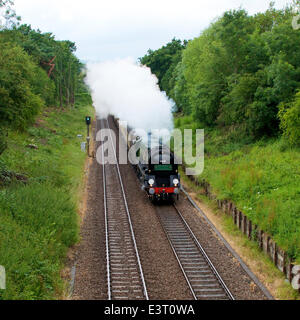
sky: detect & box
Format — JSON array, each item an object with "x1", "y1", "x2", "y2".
[{"x1": 13, "y1": 0, "x2": 292, "y2": 62}]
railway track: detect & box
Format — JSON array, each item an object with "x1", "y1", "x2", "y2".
[
  {"x1": 109, "y1": 115, "x2": 235, "y2": 300},
  {"x1": 99, "y1": 118, "x2": 149, "y2": 300},
  {"x1": 100, "y1": 116, "x2": 238, "y2": 300},
  {"x1": 156, "y1": 204, "x2": 235, "y2": 300}
]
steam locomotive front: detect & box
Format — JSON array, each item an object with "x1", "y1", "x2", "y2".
[{"x1": 145, "y1": 147, "x2": 180, "y2": 201}]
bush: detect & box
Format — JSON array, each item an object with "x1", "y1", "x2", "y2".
[{"x1": 279, "y1": 91, "x2": 300, "y2": 146}]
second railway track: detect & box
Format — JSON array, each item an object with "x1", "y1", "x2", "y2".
[
  {"x1": 99, "y1": 118, "x2": 148, "y2": 300},
  {"x1": 156, "y1": 204, "x2": 235, "y2": 300}
]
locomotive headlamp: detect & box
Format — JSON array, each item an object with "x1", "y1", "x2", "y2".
[
  {"x1": 148, "y1": 179, "x2": 155, "y2": 186},
  {"x1": 173, "y1": 178, "x2": 179, "y2": 186},
  {"x1": 149, "y1": 188, "x2": 155, "y2": 195}
]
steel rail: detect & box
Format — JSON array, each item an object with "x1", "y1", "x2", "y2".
[
  {"x1": 173, "y1": 204, "x2": 235, "y2": 300},
  {"x1": 104, "y1": 117, "x2": 149, "y2": 300},
  {"x1": 99, "y1": 119, "x2": 111, "y2": 300},
  {"x1": 155, "y1": 211, "x2": 198, "y2": 300},
  {"x1": 156, "y1": 204, "x2": 234, "y2": 300}
]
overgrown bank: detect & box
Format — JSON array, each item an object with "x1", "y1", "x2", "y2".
[
  {"x1": 0, "y1": 104, "x2": 93, "y2": 299},
  {"x1": 0, "y1": 1, "x2": 94, "y2": 299},
  {"x1": 175, "y1": 116, "x2": 300, "y2": 263}
]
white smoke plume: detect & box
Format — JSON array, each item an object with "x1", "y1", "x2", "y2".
[{"x1": 85, "y1": 57, "x2": 174, "y2": 133}]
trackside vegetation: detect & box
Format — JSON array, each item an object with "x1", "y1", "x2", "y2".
[
  {"x1": 0, "y1": 104, "x2": 93, "y2": 299},
  {"x1": 175, "y1": 116, "x2": 300, "y2": 262},
  {"x1": 0, "y1": 1, "x2": 93, "y2": 299},
  {"x1": 140, "y1": 3, "x2": 300, "y2": 262}
]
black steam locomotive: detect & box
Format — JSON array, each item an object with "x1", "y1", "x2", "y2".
[
  {"x1": 133, "y1": 134, "x2": 180, "y2": 201},
  {"x1": 117, "y1": 119, "x2": 181, "y2": 201}
]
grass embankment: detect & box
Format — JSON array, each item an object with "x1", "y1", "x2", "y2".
[
  {"x1": 0, "y1": 104, "x2": 93, "y2": 300},
  {"x1": 175, "y1": 116, "x2": 300, "y2": 263}
]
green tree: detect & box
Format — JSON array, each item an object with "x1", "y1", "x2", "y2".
[
  {"x1": 139, "y1": 4, "x2": 300, "y2": 140},
  {"x1": 0, "y1": 39, "x2": 46, "y2": 129},
  {"x1": 139, "y1": 38, "x2": 187, "y2": 96},
  {"x1": 0, "y1": 0, "x2": 20, "y2": 29},
  {"x1": 1, "y1": 24, "x2": 88, "y2": 109}
]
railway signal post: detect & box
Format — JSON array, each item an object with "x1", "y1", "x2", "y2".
[{"x1": 85, "y1": 116, "x2": 91, "y2": 157}]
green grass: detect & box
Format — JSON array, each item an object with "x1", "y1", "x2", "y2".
[
  {"x1": 0, "y1": 104, "x2": 93, "y2": 300},
  {"x1": 175, "y1": 116, "x2": 300, "y2": 262}
]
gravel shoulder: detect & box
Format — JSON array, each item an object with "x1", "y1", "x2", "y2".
[{"x1": 71, "y1": 120, "x2": 107, "y2": 300}]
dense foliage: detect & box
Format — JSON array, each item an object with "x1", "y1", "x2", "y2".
[
  {"x1": 0, "y1": 1, "x2": 90, "y2": 134},
  {"x1": 279, "y1": 91, "x2": 300, "y2": 146},
  {"x1": 140, "y1": 3, "x2": 300, "y2": 144}
]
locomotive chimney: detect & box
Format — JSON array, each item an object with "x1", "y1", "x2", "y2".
[
  {"x1": 148, "y1": 132, "x2": 152, "y2": 150},
  {"x1": 159, "y1": 136, "x2": 163, "y2": 164}
]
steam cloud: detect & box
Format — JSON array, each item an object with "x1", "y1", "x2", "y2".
[{"x1": 85, "y1": 58, "x2": 174, "y2": 132}]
